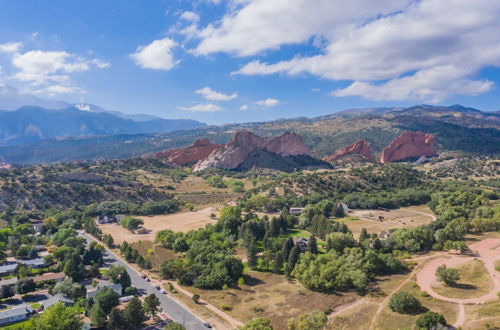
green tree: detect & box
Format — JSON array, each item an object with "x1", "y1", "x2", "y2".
[
  {"x1": 32, "y1": 302, "x2": 83, "y2": 330},
  {"x1": 192, "y1": 293, "x2": 200, "y2": 304},
  {"x1": 143, "y1": 294, "x2": 161, "y2": 320},
  {"x1": 389, "y1": 292, "x2": 422, "y2": 314},
  {"x1": 0, "y1": 284, "x2": 14, "y2": 299},
  {"x1": 306, "y1": 236, "x2": 318, "y2": 254},
  {"x1": 242, "y1": 317, "x2": 274, "y2": 330},
  {"x1": 16, "y1": 278, "x2": 36, "y2": 295},
  {"x1": 107, "y1": 307, "x2": 125, "y2": 330},
  {"x1": 436, "y1": 264, "x2": 460, "y2": 286},
  {"x1": 94, "y1": 287, "x2": 120, "y2": 316},
  {"x1": 247, "y1": 240, "x2": 258, "y2": 270},
  {"x1": 416, "y1": 311, "x2": 446, "y2": 329},
  {"x1": 123, "y1": 296, "x2": 146, "y2": 329}
]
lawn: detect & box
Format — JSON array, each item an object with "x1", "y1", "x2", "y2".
[
  {"x1": 432, "y1": 260, "x2": 494, "y2": 299},
  {"x1": 184, "y1": 270, "x2": 358, "y2": 329}
]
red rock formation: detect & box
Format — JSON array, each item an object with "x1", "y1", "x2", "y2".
[
  {"x1": 323, "y1": 139, "x2": 375, "y2": 162},
  {"x1": 155, "y1": 138, "x2": 220, "y2": 166},
  {"x1": 380, "y1": 131, "x2": 437, "y2": 163},
  {"x1": 193, "y1": 130, "x2": 313, "y2": 171},
  {"x1": 265, "y1": 132, "x2": 313, "y2": 157}
]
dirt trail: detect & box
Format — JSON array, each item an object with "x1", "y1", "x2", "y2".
[
  {"x1": 416, "y1": 239, "x2": 500, "y2": 305},
  {"x1": 416, "y1": 239, "x2": 500, "y2": 328}
]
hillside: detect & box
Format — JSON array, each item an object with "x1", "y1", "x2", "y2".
[
  {"x1": 0, "y1": 106, "x2": 206, "y2": 147},
  {"x1": 0, "y1": 104, "x2": 499, "y2": 164}
]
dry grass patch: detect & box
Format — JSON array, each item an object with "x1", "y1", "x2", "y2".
[
  {"x1": 345, "y1": 205, "x2": 435, "y2": 237},
  {"x1": 327, "y1": 301, "x2": 377, "y2": 330},
  {"x1": 184, "y1": 271, "x2": 358, "y2": 330},
  {"x1": 374, "y1": 279, "x2": 457, "y2": 330},
  {"x1": 432, "y1": 260, "x2": 494, "y2": 299},
  {"x1": 100, "y1": 208, "x2": 217, "y2": 244},
  {"x1": 130, "y1": 240, "x2": 177, "y2": 271},
  {"x1": 464, "y1": 300, "x2": 500, "y2": 330}
]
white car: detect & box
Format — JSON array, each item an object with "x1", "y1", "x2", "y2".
[{"x1": 160, "y1": 289, "x2": 167, "y2": 294}]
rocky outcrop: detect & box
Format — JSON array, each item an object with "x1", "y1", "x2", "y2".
[
  {"x1": 155, "y1": 138, "x2": 220, "y2": 166},
  {"x1": 380, "y1": 131, "x2": 437, "y2": 163},
  {"x1": 265, "y1": 132, "x2": 313, "y2": 157},
  {"x1": 323, "y1": 139, "x2": 375, "y2": 162},
  {"x1": 193, "y1": 130, "x2": 320, "y2": 172}
]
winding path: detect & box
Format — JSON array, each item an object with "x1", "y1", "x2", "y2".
[{"x1": 416, "y1": 239, "x2": 500, "y2": 327}]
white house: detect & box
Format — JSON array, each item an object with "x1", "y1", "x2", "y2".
[
  {"x1": 0, "y1": 305, "x2": 34, "y2": 326},
  {"x1": 86, "y1": 282, "x2": 122, "y2": 298}
]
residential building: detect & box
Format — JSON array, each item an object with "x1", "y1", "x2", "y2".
[
  {"x1": 0, "y1": 305, "x2": 34, "y2": 326},
  {"x1": 289, "y1": 207, "x2": 304, "y2": 215},
  {"x1": 43, "y1": 294, "x2": 75, "y2": 309},
  {"x1": 86, "y1": 282, "x2": 122, "y2": 298},
  {"x1": 292, "y1": 237, "x2": 310, "y2": 252}
]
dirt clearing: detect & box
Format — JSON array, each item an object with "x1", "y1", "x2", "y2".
[{"x1": 99, "y1": 207, "x2": 217, "y2": 244}]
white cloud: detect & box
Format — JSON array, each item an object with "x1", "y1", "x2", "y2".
[
  {"x1": 36, "y1": 85, "x2": 87, "y2": 95},
  {"x1": 239, "y1": 104, "x2": 248, "y2": 111},
  {"x1": 256, "y1": 98, "x2": 279, "y2": 107},
  {"x1": 130, "y1": 38, "x2": 178, "y2": 70},
  {"x1": 180, "y1": 11, "x2": 200, "y2": 23},
  {"x1": 198, "y1": 0, "x2": 500, "y2": 102},
  {"x1": 180, "y1": 103, "x2": 223, "y2": 112},
  {"x1": 0, "y1": 42, "x2": 22, "y2": 53},
  {"x1": 193, "y1": 0, "x2": 406, "y2": 56},
  {"x1": 333, "y1": 66, "x2": 493, "y2": 102},
  {"x1": 195, "y1": 86, "x2": 237, "y2": 101},
  {"x1": 11, "y1": 50, "x2": 109, "y2": 85}
]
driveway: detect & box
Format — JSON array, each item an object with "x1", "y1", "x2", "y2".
[{"x1": 79, "y1": 231, "x2": 209, "y2": 330}]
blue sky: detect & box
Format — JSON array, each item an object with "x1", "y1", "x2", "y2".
[{"x1": 0, "y1": 0, "x2": 499, "y2": 125}]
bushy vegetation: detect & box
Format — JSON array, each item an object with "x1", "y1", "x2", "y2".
[{"x1": 389, "y1": 292, "x2": 422, "y2": 314}]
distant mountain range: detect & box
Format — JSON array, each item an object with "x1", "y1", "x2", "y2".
[
  {"x1": 0, "y1": 106, "x2": 206, "y2": 147},
  {"x1": 0, "y1": 104, "x2": 498, "y2": 164}
]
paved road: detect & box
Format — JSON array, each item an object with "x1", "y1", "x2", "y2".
[{"x1": 79, "y1": 231, "x2": 208, "y2": 330}]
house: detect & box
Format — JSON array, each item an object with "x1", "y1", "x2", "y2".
[
  {"x1": 86, "y1": 282, "x2": 122, "y2": 298},
  {"x1": 96, "y1": 215, "x2": 114, "y2": 225},
  {"x1": 292, "y1": 237, "x2": 310, "y2": 252},
  {"x1": 133, "y1": 227, "x2": 148, "y2": 235},
  {"x1": 289, "y1": 207, "x2": 305, "y2": 215},
  {"x1": 0, "y1": 277, "x2": 17, "y2": 287},
  {"x1": 378, "y1": 231, "x2": 391, "y2": 240},
  {"x1": 0, "y1": 305, "x2": 34, "y2": 326},
  {"x1": 43, "y1": 294, "x2": 75, "y2": 309},
  {"x1": 32, "y1": 223, "x2": 44, "y2": 234},
  {"x1": 19, "y1": 257, "x2": 46, "y2": 269},
  {"x1": 0, "y1": 263, "x2": 18, "y2": 276}
]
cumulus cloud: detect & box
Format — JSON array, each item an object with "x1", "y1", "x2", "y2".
[
  {"x1": 196, "y1": 0, "x2": 500, "y2": 102},
  {"x1": 193, "y1": 0, "x2": 405, "y2": 56},
  {"x1": 36, "y1": 84, "x2": 87, "y2": 96},
  {"x1": 180, "y1": 11, "x2": 200, "y2": 23},
  {"x1": 256, "y1": 98, "x2": 279, "y2": 107},
  {"x1": 131, "y1": 38, "x2": 178, "y2": 70},
  {"x1": 0, "y1": 42, "x2": 22, "y2": 53},
  {"x1": 239, "y1": 104, "x2": 248, "y2": 111},
  {"x1": 195, "y1": 86, "x2": 237, "y2": 101},
  {"x1": 6, "y1": 48, "x2": 109, "y2": 89},
  {"x1": 180, "y1": 103, "x2": 223, "y2": 112}
]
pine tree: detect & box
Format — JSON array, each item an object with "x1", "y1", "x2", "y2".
[
  {"x1": 307, "y1": 236, "x2": 318, "y2": 254},
  {"x1": 247, "y1": 239, "x2": 258, "y2": 270},
  {"x1": 272, "y1": 252, "x2": 283, "y2": 273},
  {"x1": 107, "y1": 307, "x2": 124, "y2": 330},
  {"x1": 143, "y1": 294, "x2": 161, "y2": 320},
  {"x1": 123, "y1": 297, "x2": 146, "y2": 329},
  {"x1": 282, "y1": 237, "x2": 294, "y2": 261},
  {"x1": 359, "y1": 228, "x2": 368, "y2": 243},
  {"x1": 287, "y1": 246, "x2": 300, "y2": 273}
]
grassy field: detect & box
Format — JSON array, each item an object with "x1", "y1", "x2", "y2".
[
  {"x1": 432, "y1": 260, "x2": 494, "y2": 299},
  {"x1": 374, "y1": 278, "x2": 457, "y2": 330},
  {"x1": 343, "y1": 205, "x2": 435, "y2": 237},
  {"x1": 99, "y1": 207, "x2": 218, "y2": 244},
  {"x1": 183, "y1": 270, "x2": 358, "y2": 329},
  {"x1": 130, "y1": 240, "x2": 177, "y2": 270},
  {"x1": 464, "y1": 299, "x2": 500, "y2": 330}
]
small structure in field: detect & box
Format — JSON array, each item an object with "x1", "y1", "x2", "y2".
[
  {"x1": 292, "y1": 237, "x2": 310, "y2": 252},
  {"x1": 378, "y1": 231, "x2": 391, "y2": 240},
  {"x1": 289, "y1": 207, "x2": 305, "y2": 215}
]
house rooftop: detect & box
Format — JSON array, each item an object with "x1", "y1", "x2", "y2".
[
  {"x1": 33, "y1": 272, "x2": 65, "y2": 282},
  {"x1": 43, "y1": 294, "x2": 74, "y2": 309},
  {"x1": 0, "y1": 305, "x2": 33, "y2": 319}
]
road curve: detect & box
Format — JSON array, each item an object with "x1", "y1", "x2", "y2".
[{"x1": 79, "y1": 231, "x2": 209, "y2": 330}]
